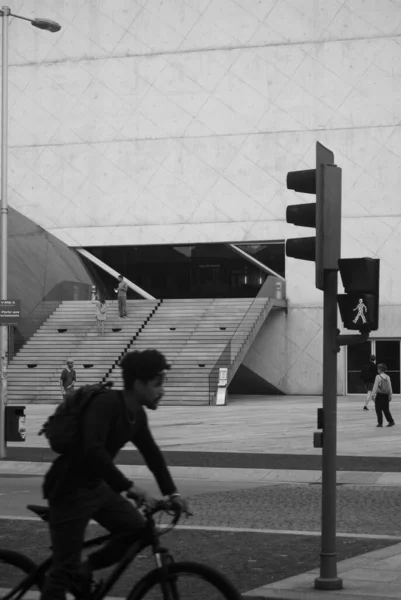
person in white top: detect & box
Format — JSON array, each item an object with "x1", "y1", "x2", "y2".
[
  {"x1": 91, "y1": 293, "x2": 107, "y2": 337},
  {"x1": 371, "y1": 363, "x2": 395, "y2": 428}
]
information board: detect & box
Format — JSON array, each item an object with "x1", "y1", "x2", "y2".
[{"x1": 0, "y1": 300, "x2": 21, "y2": 325}]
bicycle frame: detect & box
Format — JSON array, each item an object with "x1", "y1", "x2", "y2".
[
  {"x1": 4, "y1": 515, "x2": 171, "y2": 600},
  {"x1": 93, "y1": 512, "x2": 176, "y2": 600}
]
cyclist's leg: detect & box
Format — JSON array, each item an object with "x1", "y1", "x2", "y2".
[
  {"x1": 87, "y1": 484, "x2": 146, "y2": 571},
  {"x1": 40, "y1": 503, "x2": 89, "y2": 600}
]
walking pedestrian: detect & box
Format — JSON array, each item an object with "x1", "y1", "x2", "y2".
[
  {"x1": 92, "y1": 294, "x2": 107, "y2": 337},
  {"x1": 60, "y1": 359, "x2": 76, "y2": 400},
  {"x1": 372, "y1": 363, "x2": 395, "y2": 428},
  {"x1": 114, "y1": 275, "x2": 128, "y2": 318},
  {"x1": 361, "y1": 354, "x2": 378, "y2": 410}
]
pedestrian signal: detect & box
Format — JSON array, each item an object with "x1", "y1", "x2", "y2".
[
  {"x1": 337, "y1": 258, "x2": 380, "y2": 332},
  {"x1": 337, "y1": 294, "x2": 377, "y2": 332}
]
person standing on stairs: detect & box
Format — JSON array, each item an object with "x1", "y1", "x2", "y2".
[
  {"x1": 60, "y1": 359, "x2": 76, "y2": 400},
  {"x1": 115, "y1": 274, "x2": 128, "y2": 318},
  {"x1": 92, "y1": 293, "x2": 107, "y2": 337}
]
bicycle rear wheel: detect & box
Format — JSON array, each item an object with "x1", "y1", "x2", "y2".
[
  {"x1": 0, "y1": 550, "x2": 43, "y2": 599},
  {"x1": 127, "y1": 560, "x2": 242, "y2": 600}
]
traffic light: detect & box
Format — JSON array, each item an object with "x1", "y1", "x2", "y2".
[
  {"x1": 286, "y1": 142, "x2": 342, "y2": 291},
  {"x1": 337, "y1": 258, "x2": 380, "y2": 332}
]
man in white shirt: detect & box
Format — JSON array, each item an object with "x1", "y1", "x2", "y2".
[
  {"x1": 371, "y1": 363, "x2": 395, "y2": 428},
  {"x1": 59, "y1": 359, "x2": 76, "y2": 399}
]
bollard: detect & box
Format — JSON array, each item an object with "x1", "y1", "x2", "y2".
[{"x1": 275, "y1": 280, "x2": 283, "y2": 300}]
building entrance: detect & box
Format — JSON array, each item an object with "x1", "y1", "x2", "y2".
[
  {"x1": 82, "y1": 242, "x2": 285, "y2": 300},
  {"x1": 347, "y1": 340, "x2": 400, "y2": 394}
]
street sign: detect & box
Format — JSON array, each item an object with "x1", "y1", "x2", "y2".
[
  {"x1": 216, "y1": 367, "x2": 228, "y2": 406},
  {"x1": 0, "y1": 300, "x2": 21, "y2": 326}
]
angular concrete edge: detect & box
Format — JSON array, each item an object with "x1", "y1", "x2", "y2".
[{"x1": 0, "y1": 462, "x2": 400, "y2": 486}]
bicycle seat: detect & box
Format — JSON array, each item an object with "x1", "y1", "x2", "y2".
[{"x1": 27, "y1": 504, "x2": 50, "y2": 522}]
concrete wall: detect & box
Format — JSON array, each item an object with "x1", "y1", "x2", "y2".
[
  {"x1": 3, "y1": 207, "x2": 93, "y2": 350},
  {"x1": 243, "y1": 304, "x2": 401, "y2": 396},
  {"x1": 5, "y1": 0, "x2": 401, "y2": 392}
]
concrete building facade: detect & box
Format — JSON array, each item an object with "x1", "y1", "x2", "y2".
[{"x1": 4, "y1": 0, "x2": 401, "y2": 395}]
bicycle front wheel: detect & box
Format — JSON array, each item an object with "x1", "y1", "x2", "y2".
[
  {"x1": 128, "y1": 560, "x2": 242, "y2": 600},
  {"x1": 0, "y1": 549, "x2": 43, "y2": 599}
]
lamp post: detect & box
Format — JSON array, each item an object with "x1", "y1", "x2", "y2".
[{"x1": 0, "y1": 7, "x2": 61, "y2": 459}]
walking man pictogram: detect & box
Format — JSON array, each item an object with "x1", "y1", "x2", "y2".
[{"x1": 353, "y1": 298, "x2": 367, "y2": 324}]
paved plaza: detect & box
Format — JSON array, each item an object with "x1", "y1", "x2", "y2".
[
  {"x1": 3, "y1": 394, "x2": 401, "y2": 599},
  {"x1": 6, "y1": 394, "x2": 401, "y2": 455}
]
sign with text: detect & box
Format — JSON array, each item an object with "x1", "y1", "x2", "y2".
[
  {"x1": 218, "y1": 367, "x2": 228, "y2": 387},
  {"x1": 0, "y1": 300, "x2": 21, "y2": 325}
]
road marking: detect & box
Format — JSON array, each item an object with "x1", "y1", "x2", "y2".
[
  {"x1": 0, "y1": 515, "x2": 400, "y2": 541},
  {"x1": 0, "y1": 590, "x2": 122, "y2": 600}
]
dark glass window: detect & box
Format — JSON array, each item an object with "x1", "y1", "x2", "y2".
[
  {"x1": 347, "y1": 340, "x2": 400, "y2": 394},
  {"x1": 376, "y1": 341, "x2": 400, "y2": 394},
  {"x1": 347, "y1": 342, "x2": 372, "y2": 394},
  {"x1": 83, "y1": 242, "x2": 285, "y2": 299}
]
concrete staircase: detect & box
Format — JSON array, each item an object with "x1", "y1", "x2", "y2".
[
  {"x1": 104, "y1": 299, "x2": 216, "y2": 393},
  {"x1": 106, "y1": 298, "x2": 278, "y2": 405},
  {"x1": 8, "y1": 299, "x2": 159, "y2": 404},
  {"x1": 8, "y1": 297, "x2": 285, "y2": 406}
]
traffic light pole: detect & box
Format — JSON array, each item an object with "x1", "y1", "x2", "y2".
[
  {"x1": 315, "y1": 268, "x2": 343, "y2": 590},
  {"x1": 286, "y1": 144, "x2": 343, "y2": 590}
]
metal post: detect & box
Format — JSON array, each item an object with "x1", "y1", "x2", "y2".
[
  {"x1": 315, "y1": 269, "x2": 342, "y2": 590},
  {"x1": 0, "y1": 6, "x2": 9, "y2": 459}
]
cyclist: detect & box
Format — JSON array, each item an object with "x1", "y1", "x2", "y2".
[{"x1": 40, "y1": 349, "x2": 189, "y2": 600}]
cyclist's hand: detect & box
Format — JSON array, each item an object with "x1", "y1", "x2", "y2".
[
  {"x1": 170, "y1": 494, "x2": 191, "y2": 516},
  {"x1": 127, "y1": 485, "x2": 154, "y2": 507}
]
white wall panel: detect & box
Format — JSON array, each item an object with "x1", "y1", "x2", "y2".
[{"x1": 1, "y1": 0, "x2": 400, "y2": 313}]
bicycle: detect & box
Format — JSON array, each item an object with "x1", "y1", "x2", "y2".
[{"x1": 0, "y1": 497, "x2": 242, "y2": 600}]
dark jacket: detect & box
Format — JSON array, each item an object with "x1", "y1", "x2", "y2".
[
  {"x1": 43, "y1": 391, "x2": 176, "y2": 502},
  {"x1": 361, "y1": 361, "x2": 377, "y2": 384}
]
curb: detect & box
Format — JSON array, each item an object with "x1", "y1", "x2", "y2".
[
  {"x1": 243, "y1": 542, "x2": 401, "y2": 600},
  {"x1": 2, "y1": 462, "x2": 401, "y2": 486}
]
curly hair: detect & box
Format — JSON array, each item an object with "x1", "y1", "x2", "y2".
[{"x1": 120, "y1": 349, "x2": 171, "y2": 390}]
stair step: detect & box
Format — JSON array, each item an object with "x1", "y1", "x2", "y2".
[{"x1": 9, "y1": 298, "x2": 275, "y2": 405}]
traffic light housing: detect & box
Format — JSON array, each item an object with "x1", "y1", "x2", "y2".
[
  {"x1": 286, "y1": 142, "x2": 342, "y2": 291},
  {"x1": 337, "y1": 258, "x2": 380, "y2": 332}
]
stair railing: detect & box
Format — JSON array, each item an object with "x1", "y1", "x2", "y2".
[{"x1": 208, "y1": 296, "x2": 266, "y2": 404}]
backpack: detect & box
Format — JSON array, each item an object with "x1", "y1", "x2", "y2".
[
  {"x1": 38, "y1": 381, "x2": 113, "y2": 454},
  {"x1": 378, "y1": 375, "x2": 391, "y2": 396}
]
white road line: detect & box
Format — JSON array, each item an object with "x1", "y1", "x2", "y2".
[
  {"x1": 0, "y1": 590, "x2": 122, "y2": 600},
  {"x1": 0, "y1": 515, "x2": 400, "y2": 541}
]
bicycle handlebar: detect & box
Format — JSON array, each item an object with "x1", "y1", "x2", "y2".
[{"x1": 128, "y1": 494, "x2": 192, "y2": 527}]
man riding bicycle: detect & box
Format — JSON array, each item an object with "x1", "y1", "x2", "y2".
[{"x1": 40, "y1": 349, "x2": 189, "y2": 600}]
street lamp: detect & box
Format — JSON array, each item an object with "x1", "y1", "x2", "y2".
[{"x1": 0, "y1": 7, "x2": 61, "y2": 458}]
